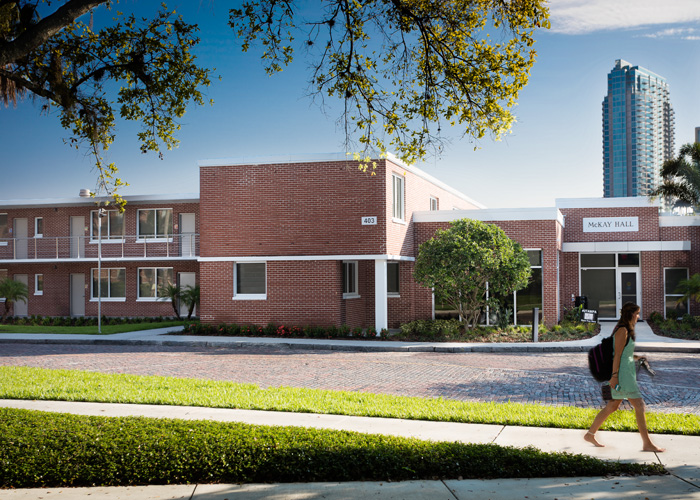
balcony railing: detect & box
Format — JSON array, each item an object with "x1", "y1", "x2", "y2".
[{"x1": 0, "y1": 233, "x2": 199, "y2": 261}]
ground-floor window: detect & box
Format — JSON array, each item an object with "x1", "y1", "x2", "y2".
[
  {"x1": 664, "y1": 268, "x2": 689, "y2": 319},
  {"x1": 234, "y1": 262, "x2": 266, "y2": 299},
  {"x1": 387, "y1": 261, "x2": 399, "y2": 296},
  {"x1": 92, "y1": 268, "x2": 126, "y2": 299},
  {"x1": 342, "y1": 261, "x2": 359, "y2": 298},
  {"x1": 138, "y1": 267, "x2": 173, "y2": 299},
  {"x1": 35, "y1": 274, "x2": 43, "y2": 295}
]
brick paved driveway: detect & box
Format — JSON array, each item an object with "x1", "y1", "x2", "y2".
[{"x1": 1, "y1": 343, "x2": 698, "y2": 415}]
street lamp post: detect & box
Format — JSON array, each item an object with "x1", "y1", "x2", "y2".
[{"x1": 97, "y1": 208, "x2": 107, "y2": 334}]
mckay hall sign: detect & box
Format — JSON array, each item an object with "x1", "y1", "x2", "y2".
[{"x1": 582, "y1": 217, "x2": 639, "y2": 233}]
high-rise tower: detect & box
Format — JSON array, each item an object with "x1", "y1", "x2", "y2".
[{"x1": 602, "y1": 59, "x2": 674, "y2": 198}]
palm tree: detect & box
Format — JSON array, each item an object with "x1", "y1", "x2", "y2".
[
  {"x1": 674, "y1": 274, "x2": 700, "y2": 307},
  {"x1": 180, "y1": 285, "x2": 199, "y2": 320},
  {"x1": 650, "y1": 142, "x2": 700, "y2": 209},
  {"x1": 158, "y1": 283, "x2": 182, "y2": 319},
  {"x1": 0, "y1": 277, "x2": 29, "y2": 322}
]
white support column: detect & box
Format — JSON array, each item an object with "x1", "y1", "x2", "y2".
[{"x1": 374, "y1": 259, "x2": 388, "y2": 334}]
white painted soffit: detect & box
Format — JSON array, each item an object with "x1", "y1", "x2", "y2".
[
  {"x1": 562, "y1": 241, "x2": 691, "y2": 252},
  {"x1": 413, "y1": 207, "x2": 564, "y2": 225},
  {"x1": 0, "y1": 193, "x2": 199, "y2": 209},
  {"x1": 199, "y1": 254, "x2": 416, "y2": 262}
]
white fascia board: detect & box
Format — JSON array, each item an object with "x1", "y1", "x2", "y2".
[
  {"x1": 413, "y1": 207, "x2": 564, "y2": 225},
  {"x1": 659, "y1": 216, "x2": 700, "y2": 227},
  {"x1": 0, "y1": 193, "x2": 199, "y2": 209},
  {"x1": 562, "y1": 241, "x2": 690, "y2": 252},
  {"x1": 199, "y1": 254, "x2": 416, "y2": 262},
  {"x1": 556, "y1": 197, "x2": 659, "y2": 209}
]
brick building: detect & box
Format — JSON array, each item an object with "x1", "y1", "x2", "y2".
[{"x1": 1, "y1": 154, "x2": 697, "y2": 328}]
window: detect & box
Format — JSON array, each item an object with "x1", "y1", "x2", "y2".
[
  {"x1": 138, "y1": 209, "x2": 173, "y2": 239},
  {"x1": 138, "y1": 267, "x2": 173, "y2": 299},
  {"x1": 342, "y1": 261, "x2": 359, "y2": 298},
  {"x1": 35, "y1": 274, "x2": 43, "y2": 295},
  {"x1": 0, "y1": 214, "x2": 8, "y2": 245},
  {"x1": 387, "y1": 262, "x2": 399, "y2": 296},
  {"x1": 92, "y1": 210, "x2": 124, "y2": 240},
  {"x1": 35, "y1": 218, "x2": 43, "y2": 238},
  {"x1": 664, "y1": 268, "x2": 689, "y2": 319},
  {"x1": 234, "y1": 262, "x2": 266, "y2": 299},
  {"x1": 92, "y1": 268, "x2": 126, "y2": 300},
  {"x1": 392, "y1": 174, "x2": 404, "y2": 221},
  {"x1": 430, "y1": 197, "x2": 438, "y2": 211}
]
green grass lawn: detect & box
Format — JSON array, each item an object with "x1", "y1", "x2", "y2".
[
  {"x1": 1, "y1": 366, "x2": 697, "y2": 436},
  {"x1": 0, "y1": 321, "x2": 185, "y2": 335}
]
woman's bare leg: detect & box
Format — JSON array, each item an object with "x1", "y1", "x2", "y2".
[
  {"x1": 585, "y1": 400, "x2": 621, "y2": 447},
  {"x1": 629, "y1": 398, "x2": 665, "y2": 452}
]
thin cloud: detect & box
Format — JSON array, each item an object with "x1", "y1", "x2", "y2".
[
  {"x1": 548, "y1": 0, "x2": 700, "y2": 35},
  {"x1": 642, "y1": 27, "x2": 700, "y2": 39}
]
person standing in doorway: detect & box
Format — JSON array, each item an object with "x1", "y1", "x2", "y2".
[{"x1": 584, "y1": 302, "x2": 665, "y2": 452}]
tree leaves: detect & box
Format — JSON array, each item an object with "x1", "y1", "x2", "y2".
[{"x1": 230, "y1": 0, "x2": 550, "y2": 164}]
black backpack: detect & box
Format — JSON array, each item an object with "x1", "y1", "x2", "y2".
[{"x1": 587, "y1": 326, "x2": 629, "y2": 382}]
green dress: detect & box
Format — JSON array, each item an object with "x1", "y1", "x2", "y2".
[{"x1": 611, "y1": 332, "x2": 642, "y2": 400}]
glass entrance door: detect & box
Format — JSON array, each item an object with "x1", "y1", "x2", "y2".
[{"x1": 618, "y1": 269, "x2": 639, "y2": 313}]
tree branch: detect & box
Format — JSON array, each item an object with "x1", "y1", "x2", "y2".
[{"x1": 0, "y1": 0, "x2": 107, "y2": 66}]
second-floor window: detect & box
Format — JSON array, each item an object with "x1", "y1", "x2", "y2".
[
  {"x1": 91, "y1": 210, "x2": 124, "y2": 240},
  {"x1": 0, "y1": 214, "x2": 8, "y2": 240},
  {"x1": 35, "y1": 218, "x2": 43, "y2": 238},
  {"x1": 392, "y1": 174, "x2": 405, "y2": 221},
  {"x1": 138, "y1": 209, "x2": 173, "y2": 239}
]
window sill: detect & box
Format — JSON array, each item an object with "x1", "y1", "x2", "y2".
[
  {"x1": 343, "y1": 293, "x2": 361, "y2": 299},
  {"x1": 34, "y1": 292, "x2": 43, "y2": 296},
  {"x1": 392, "y1": 218, "x2": 407, "y2": 225},
  {"x1": 0, "y1": 242, "x2": 7, "y2": 246},
  {"x1": 388, "y1": 293, "x2": 400, "y2": 299},
  {"x1": 233, "y1": 294, "x2": 267, "y2": 301},
  {"x1": 136, "y1": 238, "x2": 174, "y2": 243},
  {"x1": 90, "y1": 239, "x2": 125, "y2": 244},
  {"x1": 90, "y1": 298, "x2": 126, "y2": 302}
]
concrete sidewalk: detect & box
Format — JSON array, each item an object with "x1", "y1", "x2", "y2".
[
  {"x1": 1, "y1": 398, "x2": 699, "y2": 499},
  {"x1": 1, "y1": 320, "x2": 700, "y2": 353}
]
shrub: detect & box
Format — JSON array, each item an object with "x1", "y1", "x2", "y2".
[{"x1": 0, "y1": 408, "x2": 664, "y2": 489}]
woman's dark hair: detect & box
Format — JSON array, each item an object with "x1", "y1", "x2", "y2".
[{"x1": 617, "y1": 301, "x2": 640, "y2": 339}]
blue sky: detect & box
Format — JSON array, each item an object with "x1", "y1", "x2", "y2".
[{"x1": 2, "y1": 0, "x2": 700, "y2": 208}]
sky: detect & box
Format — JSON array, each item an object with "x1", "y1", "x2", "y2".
[{"x1": 1, "y1": 0, "x2": 700, "y2": 208}]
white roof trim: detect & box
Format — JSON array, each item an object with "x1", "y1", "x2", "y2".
[
  {"x1": 659, "y1": 216, "x2": 700, "y2": 227},
  {"x1": 562, "y1": 241, "x2": 691, "y2": 252},
  {"x1": 414, "y1": 207, "x2": 564, "y2": 225},
  {"x1": 0, "y1": 193, "x2": 199, "y2": 209},
  {"x1": 556, "y1": 197, "x2": 659, "y2": 209},
  {"x1": 199, "y1": 254, "x2": 415, "y2": 262}
]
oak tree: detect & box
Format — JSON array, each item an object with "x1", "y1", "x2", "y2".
[
  {"x1": 230, "y1": 0, "x2": 550, "y2": 167},
  {"x1": 0, "y1": 0, "x2": 212, "y2": 208}
]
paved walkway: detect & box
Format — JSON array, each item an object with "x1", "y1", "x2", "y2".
[{"x1": 1, "y1": 322, "x2": 700, "y2": 498}]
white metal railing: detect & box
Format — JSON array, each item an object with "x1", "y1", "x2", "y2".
[{"x1": 0, "y1": 233, "x2": 199, "y2": 261}]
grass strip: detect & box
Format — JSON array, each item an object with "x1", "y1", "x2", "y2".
[
  {"x1": 0, "y1": 322, "x2": 184, "y2": 335},
  {"x1": 0, "y1": 407, "x2": 664, "y2": 488},
  {"x1": 1, "y1": 366, "x2": 698, "y2": 436}
]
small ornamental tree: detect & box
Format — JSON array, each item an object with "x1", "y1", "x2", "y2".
[{"x1": 414, "y1": 219, "x2": 531, "y2": 329}]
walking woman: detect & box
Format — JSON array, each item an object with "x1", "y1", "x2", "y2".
[{"x1": 584, "y1": 302, "x2": 665, "y2": 452}]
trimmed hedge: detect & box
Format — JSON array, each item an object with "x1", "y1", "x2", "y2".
[{"x1": 0, "y1": 408, "x2": 664, "y2": 488}]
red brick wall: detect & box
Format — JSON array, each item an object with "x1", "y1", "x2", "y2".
[{"x1": 3, "y1": 261, "x2": 197, "y2": 318}]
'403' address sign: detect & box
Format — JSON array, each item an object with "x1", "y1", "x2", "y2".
[{"x1": 362, "y1": 217, "x2": 377, "y2": 225}]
